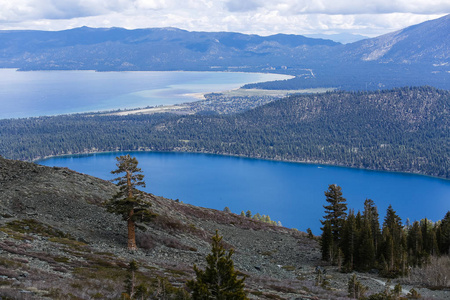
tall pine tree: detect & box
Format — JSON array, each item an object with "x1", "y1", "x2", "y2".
[
  {"x1": 322, "y1": 184, "x2": 348, "y2": 242},
  {"x1": 105, "y1": 155, "x2": 155, "y2": 250}
]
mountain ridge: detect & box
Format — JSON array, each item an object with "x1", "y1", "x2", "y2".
[{"x1": 0, "y1": 15, "x2": 448, "y2": 90}]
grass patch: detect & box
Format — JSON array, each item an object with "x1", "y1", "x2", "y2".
[
  {"x1": 73, "y1": 265, "x2": 125, "y2": 281},
  {"x1": 250, "y1": 290, "x2": 264, "y2": 296},
  {"x1": 281, "y1": 265, "x2": 296, "y2": 271},
  {"x1": 48, "y1": 237, "x2": 87, "y2": 249},
  {"x1": 264, "y1": 293, "x2": 284, "y2": 299},
  {"x1": 166, "y1": 269, "x2": 187, "y2": 277},
  {"x1": 0, "y1": 257, "x2": 23, "y2": 269},
  {"x1": 3, "y1": 219, "x2": 70, "y2": 239},
  {"x1": 54, "y1": 256, "x2": 70, "y2": 263},
  {"x1": 0, "y1": 227, "x2": 29, "y2": 241},
  {"x1": 261, "y1": 250, "x2": 278, "y2": 256}
]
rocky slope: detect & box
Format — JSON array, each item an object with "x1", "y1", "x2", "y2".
[{"x1": 0, "y1": 156, "x2": 447, "y2": 299}]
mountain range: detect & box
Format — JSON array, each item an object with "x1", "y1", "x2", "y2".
[{"x1": 0, "y1": 15, "x2": 448, "y2": 90}]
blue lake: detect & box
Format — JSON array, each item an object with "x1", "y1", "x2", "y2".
[
  {"x1": 38, "y1": 152, "x2": 450, "y2": 234},
  {"x1": 0, "y1": 69, "x2": 290, "y2": 119}
]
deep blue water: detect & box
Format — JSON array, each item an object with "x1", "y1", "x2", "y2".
[
  {"x1": 38, "y1": 152, "x2": 450, "y2": 234},
  {"x1": 0, "y1": 69, "x2": 290, "y2": 119}
]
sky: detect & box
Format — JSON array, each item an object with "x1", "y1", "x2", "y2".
[{"x1": 0, "y1": 0, "x2": 448, "y2": 39}]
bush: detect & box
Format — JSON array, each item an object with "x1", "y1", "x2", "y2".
[{"x1": 407, "y1": 256, "x2": 450, "y2": 289}]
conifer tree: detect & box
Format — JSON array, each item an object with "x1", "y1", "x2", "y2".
[
  {"x1": 438, "y1": 211, "x2": 450, "y2": 254},
  {"x1": 322, "y1": 184, "x2": 348, "y2": 244},
  {"x1": 347, "y1": 274, "x2": 367, "y2": 299},
  {"x1": 105, "y1": 155, "x2": 155, "y2": 250},
  {"x1": 342, "y1": 210, "x2": 357, "y2": 271},
  {"x1": 123, "y1": 260, "x2": 138, "y2": 299},
  {"x1": 362, "y1": 199, "x2": 381, "y2": 254},
  {"x1": 358, "y1": 220, "x2": 375, "y2": 271},
  {"x1": 321, "y1": 220, "x2": 334, "y2": 261},
  {"x1": 187, "y1": 231, "x2": 248, "y2": 299},
  {"x1": 407, "y1": 221, "x2": 423, "y2": 266},
  {"x1": 381, "y1": 205, "x2": 406, "y2": 275}
]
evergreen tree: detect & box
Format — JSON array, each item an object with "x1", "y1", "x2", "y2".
[
  {"x1": 306, "y1": 228, "x2": 314, "y2": 239},
  {"x1": 321, "y1": 220, "x2": 334, "y2": 261},
  {"x1": 383, "y1": 205, "x2": 403, "y2": 242},
  {"x1": 105, "y1": 155, "x2": 155, "y2": 250},
  {"x1": 342, "y1": 210, "x2": 357, "y2": 271},
  {"x1": 321, "y1": 184, "x2": 348, "y2": 244},
  {"x1": 381, "y1": 205, "x2": 406, "y2": 275},
  {"x1": 245, "y1": 210, "x2": 252, "y2": 218},
  {"x1": 347, "y1": 274, "x2": 368, "y2": 299},
  {"x1": 407, "y1": 221, "x2": 423, "y2": 266},
  {"x1": 362, "y1": 199, "x2": 381, "y2": 254},
  {"x1": 438, "y1": 211, "x2": 450, "y2": 254},
  {"x1": 357, "y1": 220, "x2": 376, "y2": 271},
  {"x1": 187, "y1": 231, "x2": 248, "y2": 299},
  {"x1": 123, "y1": 260, "x2": 138, "y2": 299}
]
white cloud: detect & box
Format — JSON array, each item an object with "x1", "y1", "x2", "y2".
[{"x1": 0, "y1": 0, "x2": 448, "y2": 37}]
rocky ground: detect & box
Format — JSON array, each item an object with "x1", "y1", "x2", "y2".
[{"x1": 0, "y1": 156, "x2": 448, "y2": 299}]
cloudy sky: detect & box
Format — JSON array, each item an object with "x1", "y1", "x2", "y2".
[{"x1": 0, "y1": 0, "x2": 448, "y2": 39}]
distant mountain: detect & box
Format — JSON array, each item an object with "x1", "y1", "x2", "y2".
[
  {"x1": 0, "y1": 15, "x2": 448, "y2": 90},
  {"x1": 304, "y1": 33, "x2": 369, "y2": 44},
  {"x1": 0, "y1": 26, "x2": 337, "y2": 72},
  {"x1": 341, "y1": 14, "x2": 450, "y2": 64}
]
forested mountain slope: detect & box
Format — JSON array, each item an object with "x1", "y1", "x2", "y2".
[{"x1": 1, "y1": 87, "x2": 448, "y2": 178}]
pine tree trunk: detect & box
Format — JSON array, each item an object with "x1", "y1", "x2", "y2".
[{"x1": 128, "y1": 210, "x2": 137, "y2": 250}]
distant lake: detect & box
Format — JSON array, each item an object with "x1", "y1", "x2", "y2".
[
  {"x1": 38, "y1": 152, "x2": 450, "y2": 234},
  {"x1": 0, "y1": 69, "x2": 291, "y2": 119}
]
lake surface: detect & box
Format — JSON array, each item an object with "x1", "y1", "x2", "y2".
[
  {"x1": 38, "y1": 152, "x2": 450, "y2": 234},
  {"x1": 0, "y1": 69, "x2": 290, "y2": 119}
]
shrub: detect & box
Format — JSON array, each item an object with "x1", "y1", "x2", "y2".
[{"x1": 407, "y1": 255, "x2": 450, "y2": 289}]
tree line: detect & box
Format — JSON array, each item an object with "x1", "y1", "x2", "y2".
[
  {"x1": 0, "y1": 86, "x2": 448, "y2": 178},
  {"x1": 320, "y1": 184, "x2": 450, "y2": 277}
]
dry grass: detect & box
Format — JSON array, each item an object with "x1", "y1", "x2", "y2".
[
  {"x1": 404, "y1": 255, "x2": 450, "y2": 289},
  {"x1": 137, "y1": 232, "x2": 197, "y2": 252}
]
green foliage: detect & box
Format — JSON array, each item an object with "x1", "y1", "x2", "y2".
[
  {"x1": 320, "y1": 184, "x2": 347, "y2": 264},
  {"x1": 104, "y1": 155, "x2": 155, "y2": 250},
  {"x1": 240, "y1": 209, "x2": 280, "y2": 226},
  {"x1": 322, "y1": 184, "x2": 347, "y2": 242},
  {"x1": 123, "y1": 260, "x2": 139, "y2": 299},
  {"x1": 320, "y1": 185, "x2": 449, "y2": 278},
  {"x1": 187, "y1": 231, "x2": 248, "y2": 299},
  {"x1": 347, "y1": 274, "x2": 368, "y2": 299},
  {"x1": 1, "y1": 87, "x2": 448, "y2": 179},
  {"x1": 3, "y1": 219, "x2": 70, "y2": 239},
  {"x1": 320, "y1": 220, "x2": 333, "y2": 261},
  {"x1": 365, "y1": 280, "x2": 407, "y2": 300},
  {"x1": 120, "y1": 260, "x2": 190, "y2": 300},
  {"x1": 437, "y1": 211, "x2": 450, "y2": 255},
  {"x1": 306, "y1": 228, "x2": 314, "y2": 239}
]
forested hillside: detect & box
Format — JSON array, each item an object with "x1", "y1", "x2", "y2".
[{"x1": 1, "y1": 87, "x2": 448, "y2": 178}]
